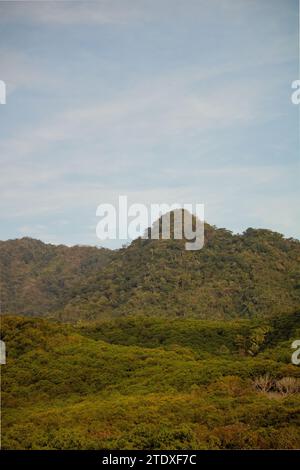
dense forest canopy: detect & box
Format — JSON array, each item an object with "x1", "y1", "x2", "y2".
[
  {"x1": 1, "y1": 216, "x2": 300, "y2": 321},
  {"x1": 1, "y1": 313, "x2": 300, "y2": 449},
  {"x1": 1, "y1": 216, "x2": 300, "y2": 449}
]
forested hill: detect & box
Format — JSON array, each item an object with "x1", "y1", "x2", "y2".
[
  {"x1": 0, "y1": 237, "x2": 112, "y2": 317},
  {"x1": 1, "y1": 221, "x2": 300, "y2": 321}
]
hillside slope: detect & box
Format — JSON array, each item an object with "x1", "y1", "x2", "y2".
[
  {"x1": 1, "y1": 221, "x2": 300, "y2": 321},
  {"x1": 62, "y1": 225, "x2": 300, "y2": 321},
  {"x1": 0, "y1": 237, "x2": 112, "y2": 316}
]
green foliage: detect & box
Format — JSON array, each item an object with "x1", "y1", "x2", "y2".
[
  {"x1": 1, "y1": 223, "x2": 300, "y2": 321},
  {"x1": 1, "y1": 315, "x2": 300, "y2": 449},
  {"x1": 0, "y1": 237, "x2": 112, "y2": 317},
  {"x1": 1, "y1": 219, "x2": 300, "y2": 449}
]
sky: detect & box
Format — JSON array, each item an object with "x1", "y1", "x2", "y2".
[{"x1": 0, "y1": 0, "x2": 299, "y2": 248}]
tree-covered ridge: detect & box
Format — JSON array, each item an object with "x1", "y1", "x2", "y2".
[
  {"x1": 1, "y1": 314, "x2": 300, "y2": 449},
  {"x1": 1, "y1": 219, "x2": 300, "y2": 321},
  {"x1": 0, "y1": 237, "x2": 112, "y2": 316},
  {"x1": 57, "y1": 224, "x2": 300, "y2": 321},
  {"x1": 2, "y1": 218, "x2": 299, "y2": 450}
]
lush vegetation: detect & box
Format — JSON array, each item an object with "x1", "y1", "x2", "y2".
[
  {"x1": 1, "y1": 313, "x2": 300, "y2": 449},
  {"x1": 0, "y1": 237, "x2": 112, "y2": 317},
  {"x1": 1, "y1": 219, "x2": 300, "y2": 449},
  {"x1": 1, "y1": 222, "x2": 300, "y2": 321}
]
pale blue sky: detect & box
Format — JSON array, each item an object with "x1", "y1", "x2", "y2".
[{"x1": 0, "y1": 0, "x2": 299, "y2": 247}]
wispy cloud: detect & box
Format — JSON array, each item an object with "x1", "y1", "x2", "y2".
[
  {"x1": 0, "y1": 48, "x2": 60, "y2": 96},
  {"x1": 0, "y1": 0, "x2": 298, "y2": 245},
  {"x1": 0, "y1": 64, "x2": 279, "y2": 163},
  {"x1": 0, "y1": 1, "x2": 144, "y2": 25}
]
